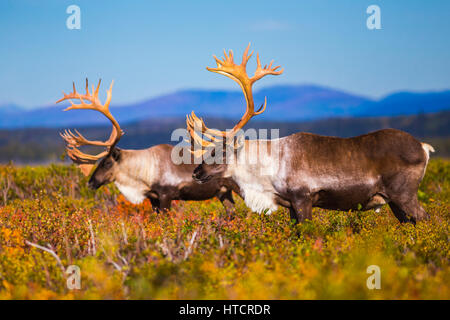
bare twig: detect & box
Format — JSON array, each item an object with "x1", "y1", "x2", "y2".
[
  {"x1": 184, "y1": 230, "x2": 198, "y2": 260},
  {"x1": 108, "y1": 259, "x2": 122, "y2": 271},
  {"x1": 117, "y1": 252, "x2": 128, "y2": 266},
  {"x1": 121, "y1": 223, "x2": 128, "y2": 245},
  {"x1": 218, "y1": 234, "x2": 224, "y2": 249},
  {"x1": 25, "y1": 240, "x2": 66, "y2": 275},
  {"x1": 157, "y1": 238, "x2": 173, "y2": 261},
  {"x1": 100, "y1": 245, "x2": 122, "y2": 271},
  {"x1": 74, "y1": 234, "x2": 81, "y2": 252},
  {"x1": 88, "y1": 219, "x2": 96, "y2": 255},
  {"x1": 1, "y1": 174, "x2": 11, "y2": 205}
]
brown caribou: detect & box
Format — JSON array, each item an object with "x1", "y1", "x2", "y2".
[
  {"x1": 187, "y1": 44, "x2": 434, "y2": 224},
  {"x1": 57, "y1": 79, "x2": 240, "y2": 214}
]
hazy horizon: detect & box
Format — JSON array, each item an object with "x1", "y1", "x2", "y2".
[{"x1": 1, "y1": 82, "x2": 450, "y2": 111}]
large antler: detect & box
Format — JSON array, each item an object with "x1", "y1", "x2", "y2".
[
  {"x1": 56, "y1": 79, "x2": 123, "y2": 176},
  {"x1": 186, "y1": 44, "x2": 283, "y2": 155}
]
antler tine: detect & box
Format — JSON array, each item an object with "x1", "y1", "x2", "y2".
[
  {"x1": 61, "y1": 133, "x2": 110, "y2": 165},
  {"x1": 184, "y1": 122, "x2": 211, "y2": 158},
  {"x1": 66, "y1": 145, "x2": 108, "y2": 163},
  {"x1": 60, "y1": 129, "x2": 83, "y2": 147},
  {"x1": 187, "y1": 112, "x2": 225, "y2": 138},
  {"x1": 254, "y1": 97, "x2": 267, "y2": 116},
  {"x1": 93, "y1": 78, "x2": 101, "y2": 97},
  {"x1": 60, "y1": 128, "x2": 113, "y2": 147},
  {"x1": 85, "y1": 78, "x2": 90, "y2": 95},
  {"x1": 241, "y1": 43, "x2": 254, "y2": 68},
  {"x1": 251, "y1": 53, "x2": 284, "y2": 83},
  {"x1": 183, "y1": 145, "x2": 209, "y2": 158},
  {"x1": 60, "y1": 129, "x2": 78, "y2": 146},
  {"x1": 222, "y1": 49, "x2": 229, "y2": 63},
  {"x1": 186, "y1": 113, "x2": 222, "y2": 147}
]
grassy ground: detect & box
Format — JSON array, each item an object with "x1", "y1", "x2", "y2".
[{"x1": 0, "y1": 159, "x2": 448, "y2": 299}]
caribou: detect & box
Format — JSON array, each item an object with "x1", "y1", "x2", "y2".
[
  {"x1": 186, "y1": 44, "x2": 434, "y2": 224},
  {"x1": 56, "y1": 79, "x2": 240, "y2": 214}
]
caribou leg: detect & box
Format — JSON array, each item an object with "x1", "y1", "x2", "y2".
[
  {"x1": 388, "y1": 195, "x2": 429, "y2": 224},
  {"x1": 159, "y1": 195, "x2": 172, "y2": 212},
  {"x1": 388, "y1": 202, "x2": 414, "y2": 223},
  {"x1": 217, "y1": 190, "x2": 236, "y2": 219},
  {"x1": 149, "y1": 196, "x2": 171, "y2": 213},
  {"x1": 290, "y1": 196, "x2": 313, "y2": 224},
  {"x1": 289, "y1": 207, "x2": 299, "y2": 224},
  {"x1": 149, "y1": 198, "x2": 161, "y2": 213},
  {"x1": 385, "y1": 169, "x2": 430, "y2": 224}
]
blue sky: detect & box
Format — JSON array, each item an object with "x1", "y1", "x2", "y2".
[{"x1": 0, "y1": 0, "x2": 449, "y2": 108}]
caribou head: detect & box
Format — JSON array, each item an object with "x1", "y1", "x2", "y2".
[{"x1": 187, "y1": 44, "x2": 283, "y2": 183}]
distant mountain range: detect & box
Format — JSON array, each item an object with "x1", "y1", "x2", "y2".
[
  {"x1": 0, "y1": 84, "x2": 449, "y2": 129},
  {"x1": 1, "y1": 111, "x2": 449, "y2": 163}
]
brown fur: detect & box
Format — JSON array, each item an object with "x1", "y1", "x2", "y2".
[
  {"x1": 194, "y1": 129, "x2": 433, "y2": 224},
  {"x1": 89, "y1": 144, "x2": 241, "y2": 216}
]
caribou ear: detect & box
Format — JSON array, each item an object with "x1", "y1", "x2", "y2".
[{"x1": 111, "y1": 147, "x2": 122, "y2": 162}]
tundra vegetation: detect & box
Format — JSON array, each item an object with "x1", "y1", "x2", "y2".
[{"x1": 0, "y1": 159, "x2": 448, "y2": 299}]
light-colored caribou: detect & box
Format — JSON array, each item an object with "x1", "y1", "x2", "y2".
[
  {"x1": 57, "y1": 79, "x2": 240, "y2": 214},
  {"x1": 187, "y1": 44, "x2": 434, "y2": 224}
]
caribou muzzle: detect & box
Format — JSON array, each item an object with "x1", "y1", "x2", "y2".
[{"x1": 88, "y1": 177, "x2": 104, "y2": 190}]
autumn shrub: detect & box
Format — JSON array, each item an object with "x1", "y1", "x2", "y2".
[{"x1": 0, "y1": 160, "x2": 448, "y2": 299}]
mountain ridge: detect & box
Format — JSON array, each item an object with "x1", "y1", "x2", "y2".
[{"x1": 0, "y1": 84, "x2": 449, "y2": 129}]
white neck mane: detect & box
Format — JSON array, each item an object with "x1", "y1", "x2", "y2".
[{"x1": 227, "y1": 139, "x2": 285, "y2": 214}]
